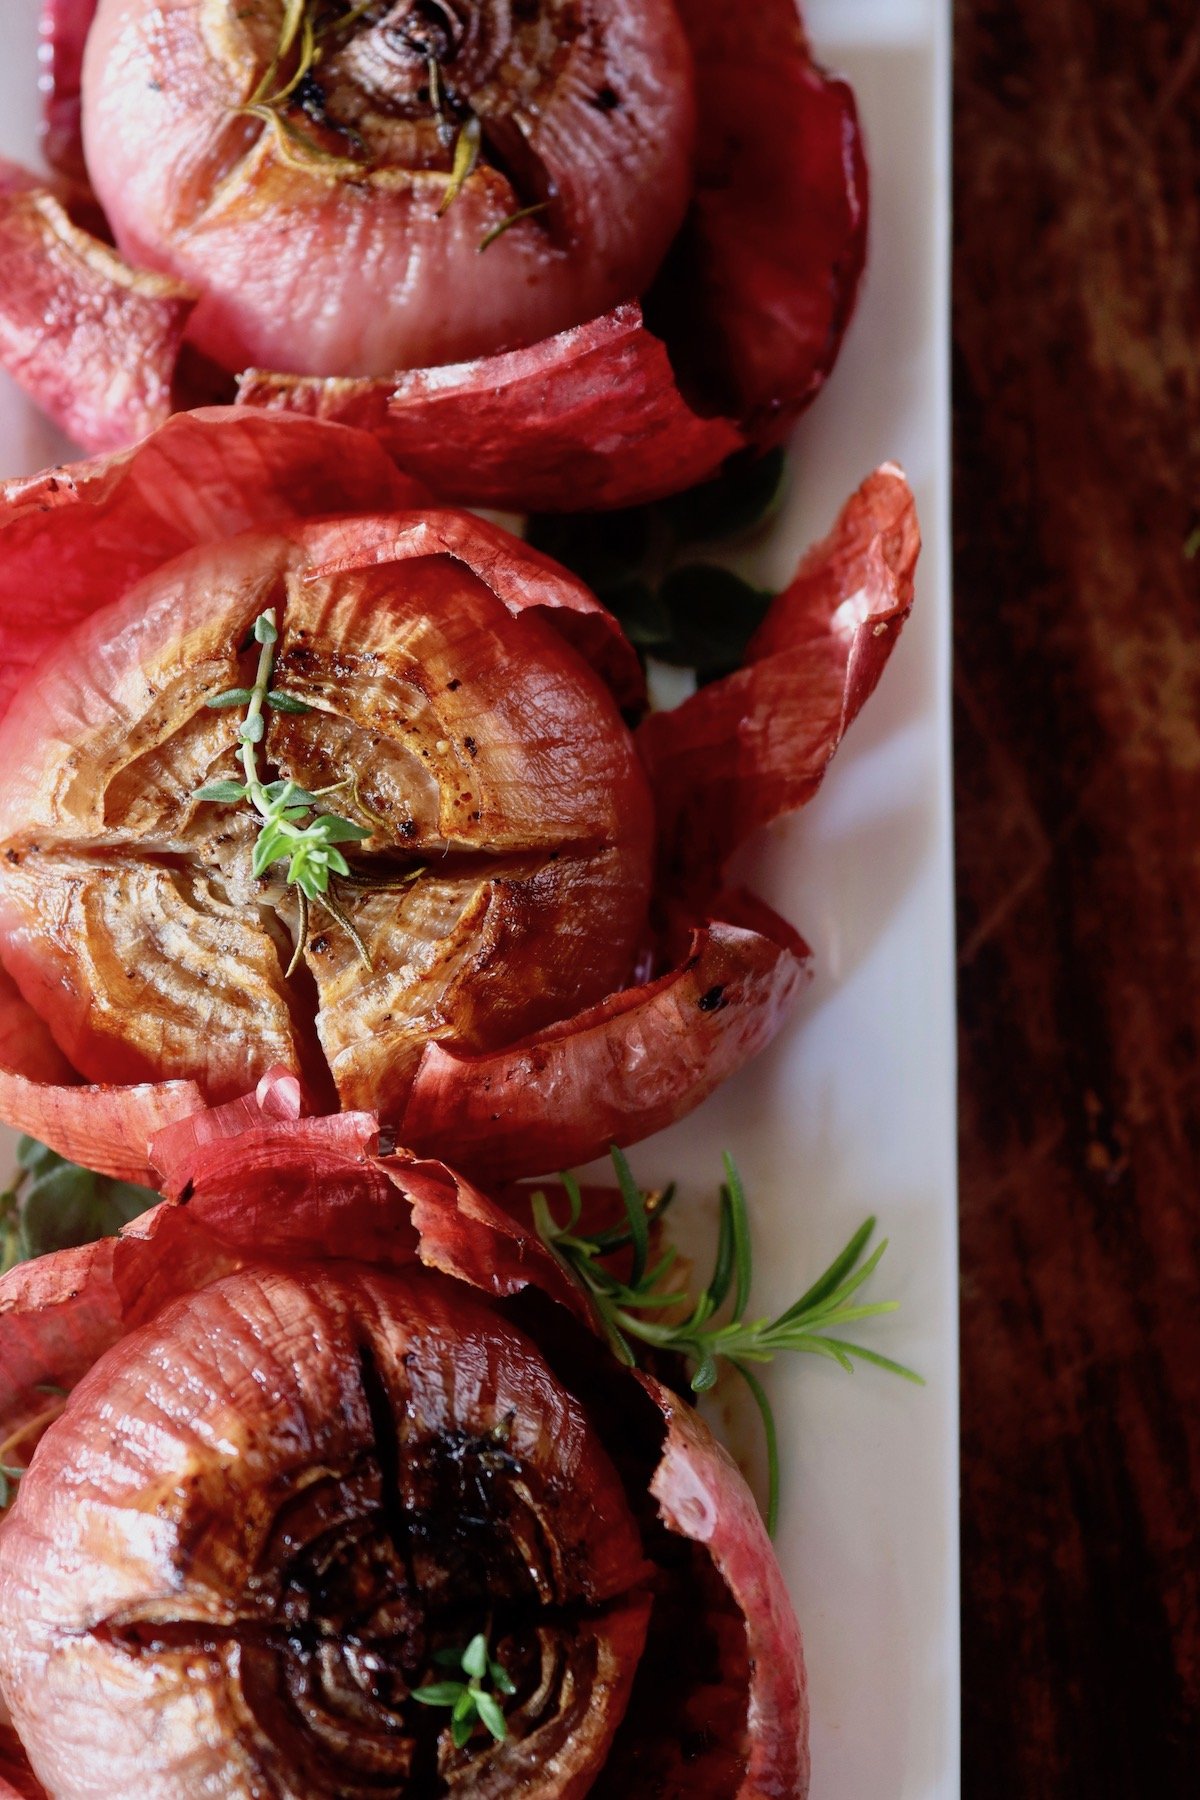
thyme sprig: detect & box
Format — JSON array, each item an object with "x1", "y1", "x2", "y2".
[
  {"x1": 195, "y1": 609, "x2": 373, "y2": 970},
  {"x1": 532, "y1": 1150, "x2": 923, "y2": 1533},
  {"x1": 412, "y1": 1631, "x2": 516, "y2": 1748}
]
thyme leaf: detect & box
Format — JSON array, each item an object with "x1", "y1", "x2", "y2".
[
  {"x1": 527, "y1": 449, "x2": 787, "y2": 682},
  {"x1": 532, "y1": 1150, "x2": 923, "y2": 1534},
  {"x1": 413, "y1": 1630, "x2": 514, "y2": 1747}
]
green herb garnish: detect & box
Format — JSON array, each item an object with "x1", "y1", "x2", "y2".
[
  {"x1": 527, "y1": 449, "x2": 786, "y2": 682},
  {"x1": 532, "y1": 1149, "x2": 923, "y2": 1534},
  {"x1": 0, "y1": 1137, "x2": 157, "y2": 1274},
  {"x1": 412, "y1": 1630, "x2": 516, "y2": 1748},
  {"x1": 478, "y1": 201, "x2": 551, "y2": 253},
  {"x1": 439, "y1": 114, "x2": 482, "y2": 216},
  {"x1": 195, "y1": 608, "x2": 373, "y2": 972}
]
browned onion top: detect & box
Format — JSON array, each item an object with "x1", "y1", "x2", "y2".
[{"x1": 0, "y1": 1265, "x2": 655, "y2": 1797}]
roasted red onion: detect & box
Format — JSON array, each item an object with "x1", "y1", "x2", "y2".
[
  {"x1": 0, "y1": 411, "x2": 916, "y2": 1182},
  {"x1": 85, "y1": 0, "x2": 696, "y2": 379},
  {"x1": 0, "y1": 1109, "x2": 808, "y2": 1796},
  {"x1": 2, "y1": 0, "x2": 866, "y2": 507}
]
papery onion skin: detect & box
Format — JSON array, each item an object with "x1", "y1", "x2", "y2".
[
  {"x1": 0, "y1": 1725, "x2": 43, "y2": 1800},
  {"x1": 0, "y1": 161, "x2": 195, "y2": 453},
  {"x1": 639, "y1": 463, "x2": 922, "y2": 922},
  {"x1": 40, "y1": 0, "x2": 100, "y2": 180},
  {"x1": 396, "y1": 915, "x2": 810, "y2": 1182},
  {"x1": 0, "y1": 1118, "x2": 809, "y2": 1798},
  {"x1": 0, "y1": 407, "x2": 423, "y2": 721},
  {"x1": 239, "y1": 301, "x2": 747, "y2": 513},
  {"x1": 656, "y1": 0, "x2": 867, "y2": 437},
  {"x1": 82, "y1": 0, "x2": 697, "y2": 379}
]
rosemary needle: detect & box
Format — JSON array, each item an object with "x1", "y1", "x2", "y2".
[{"x1": 532, "y1": 1149, "x2": 923, "y2": 1534}]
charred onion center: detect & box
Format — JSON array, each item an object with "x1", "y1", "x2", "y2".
[
  {"x1": 0, "y1": 1267, "x2": 653, "y2": 1798},
  {"x1": 0, "y1": 530, "x2": 653, "y2": 1115},
  {"x1": 215, "y1": 0, "x2": 581, "y2": 167}
]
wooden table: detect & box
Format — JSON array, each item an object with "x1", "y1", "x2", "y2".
[{"x1": 954, "y1": 0, "x2": 1200, "y2": 1786}]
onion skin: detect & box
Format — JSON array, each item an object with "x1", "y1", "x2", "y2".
[
  {"x1": 0, "y1": 1724, "x2": 44, "y2": 1800},
  {"x1": 0, "y1": 1111, "x2": 808, "y2": 1797},
  {"x1": 238, "y1": 301, "x2": 747, "y2": 513},
  {"x1": 0, "y1": 407, "x2": 422, "y2": 721},
  {"x1": 39, "y1": 0, "x2": 100, "y2": 181},
  {"x1": 658, "y1": 0, "x2": 868, "y2": 437},
  {"x1": 0, "y1": 160, "x2": 195, "y2": 453},
  {"x1": 640, "y1": 463, "x2": 921, "y2": 921},
  {"x1": 396, "y1": 916, "x2": 810, "y2": 1182}
]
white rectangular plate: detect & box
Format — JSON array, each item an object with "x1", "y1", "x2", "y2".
[{"x1": 0, "y1": 3, "x2": 957, "y2": 1796}]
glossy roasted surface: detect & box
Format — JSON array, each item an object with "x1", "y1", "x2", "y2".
[{"x1": 955, "y1": 0, "x2": 1200, "y2": 1786}]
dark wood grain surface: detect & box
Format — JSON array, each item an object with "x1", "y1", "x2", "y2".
[{"x1": 954, "y1": 0, "x2": 1200, "y2": 1788}]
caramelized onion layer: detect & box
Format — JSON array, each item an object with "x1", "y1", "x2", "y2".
[{"x1": 83, "y1": 0, "x2": 697, "y2": 377}]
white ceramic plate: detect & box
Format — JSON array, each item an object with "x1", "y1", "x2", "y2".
[{"x1": 0, "y1": 4, "x2": 957, "y2": 1796}]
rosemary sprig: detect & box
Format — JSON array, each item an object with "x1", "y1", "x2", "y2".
[
  {"x1": 532, "y1": 1150, "x2": 923, "y2": 1534},
  {"x1": 195, "y1": 609, "x2": 373, "y2": 969},
  {"x1": 238, "y1": 1, "x2": 380, "y2": 174},
  {"x1": 412, "y1": 1631, "x2": 516, "y2": 1748}
]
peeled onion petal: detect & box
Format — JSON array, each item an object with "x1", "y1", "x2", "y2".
[
  {"x1": 0, "y1": 407, "x2": 421, "y2": 723},
  {"x1": 39, "y1": 0, "x2": 100, "y2": 179},
  {"x1": 395, "y1": 917, "x2": 810, "y2": 1181},
  {"x1": 0, "y1": 1720, "x2": 43, "y2": 1800},
  {"x1": 0, "y1": 167, "x2": 195, "y2": 453},
  {"x1": 640, "y1": 463, "x2": 921, "y2": 917},
  {"x1": 634, "y1": 1376, "x2": 809, "y2": 1799},
  {"x1": 656, "y1": 0, "x2": 868, "y2": 435},
  {"x1": 0, "y1": 962, "x2": 200, "y2": 1182},
  {"x1": 239, "y1": 302, "x2": 746, "y2": 514},
  {"x1": 0, "y1": 1108, "x2": 584, "y2": 1463}
]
